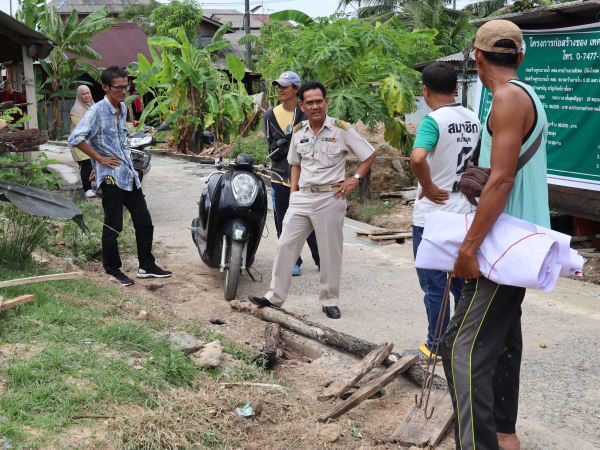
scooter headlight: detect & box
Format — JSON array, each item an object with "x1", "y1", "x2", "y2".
[
  {"x1": 232, "y1": 173, "x2": 258, "y2": 206},
  {"x1": 127, "y1": 136, "x2": 152, "y2": 147}
]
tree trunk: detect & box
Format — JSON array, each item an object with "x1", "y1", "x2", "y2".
[
  {"x1": 253, "y1": 323, "x2": 283, "y2": 369},
  {"x1": 359, "y1": 168, "x2": 371, "y2": 202}
]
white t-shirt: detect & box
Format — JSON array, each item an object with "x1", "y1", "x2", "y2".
[{"x1": 412, "y1": 104, "x2": 481, "y2": 227}]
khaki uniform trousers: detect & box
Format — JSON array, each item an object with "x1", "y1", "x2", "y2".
[{"x1": 265, "y1": 190, "x2": 346, "y2": 307}]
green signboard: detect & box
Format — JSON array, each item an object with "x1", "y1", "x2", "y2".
[{"x1": 476, "y1": 24, "x2": 600, "y2": 190}]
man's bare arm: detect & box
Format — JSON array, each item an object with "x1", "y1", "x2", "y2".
[
  {"x1": 411, "y1": 147, "x2": 450, "y2": 204},
  {"x1": 290, "y1": 165, "x2": 301, "y2": 194},
  {"x1": 75, "y1": 141, "x2": 120, "y2": 169},
  {"x1": 453, "y1": 86, "x2": 532, "y2": 279}
]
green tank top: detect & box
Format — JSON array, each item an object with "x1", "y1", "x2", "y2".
[{"x1": 479, "y1": 79, "x2": 550, "y2": 228}]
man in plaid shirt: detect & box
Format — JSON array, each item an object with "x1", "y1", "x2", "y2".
[{"x1": 69, "y1": 66, "x2": 171, "y2": 286}]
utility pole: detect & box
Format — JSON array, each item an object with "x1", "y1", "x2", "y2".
[
  {"x1": 244, "y1": 0, "x2": 252, "y2": 71},
  {"x1": 453, "y1": 0, "x2": 456, "y2": 9}
]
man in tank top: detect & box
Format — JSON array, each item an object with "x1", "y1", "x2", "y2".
[
  {"x1": 442, "y1": 20, "x2": 549, "y2": 450},
  {"x1": 410, "y1": 62, "x2": 480, "y2": 366}
]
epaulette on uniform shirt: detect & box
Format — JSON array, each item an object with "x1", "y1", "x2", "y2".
[
  {"x1": 333, "y1": 119, "x2": 349, "y2": 130},
  {"x1": 293, "y1": 121, "x2": 307, "y2": 133}
]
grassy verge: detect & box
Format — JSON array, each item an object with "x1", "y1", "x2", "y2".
[
  {"x1": 0, "y1": 271, "x2": 275, "y2": 449},
  {"x1": 349, "y1": 198, "x2": 398, "y2": 224}
]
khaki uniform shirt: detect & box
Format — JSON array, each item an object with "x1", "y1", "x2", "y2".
[{"x1": 288, "y1": 115, "x2": 375, "y2": 187}]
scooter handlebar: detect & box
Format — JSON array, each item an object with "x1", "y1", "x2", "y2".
[{"x1": 155, "y1": 140, "x2": 167, "y2": 143}]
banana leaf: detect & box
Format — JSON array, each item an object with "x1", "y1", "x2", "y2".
[{"x1": 0, "y1": 180, "x2": 89, "y2": 234}]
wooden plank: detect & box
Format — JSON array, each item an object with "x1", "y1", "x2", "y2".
[
  {"x1": 571, "y1": 234, "x2": 600, "y2": 242},
  {"x1": 577, "y1": 248, "x2": 598, "y2": 253},
  {"x1": 369, "y1": 233, "x2": 412, "y2": 241},
  {"x1": 1, "y1": 295, "x2": 35, "y2": 311},
  {"x1": 354, "y1": 229, "x2": 409, "y2": 236},
  {"x1": 390, "y1": 389, "x2": 454, "y2": 447},
  {"x1": 318, "y1": 353, "x2": 418, "y2": 422},
  {"x1": 0, "y1": 272, "x2": 84, "y2": 289},
  {"x1": 379, "y1": 192, "x2": 406, "y2": 198},
  {"x1": 377, "y1": 239, "x2": 404, "y2": 246},
  {"x1": 318, "y1": 342, "x2": 393, "y2": 402}
]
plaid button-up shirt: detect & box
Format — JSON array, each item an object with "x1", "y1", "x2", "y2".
[{"x1": 68, "y1": 97, "x2": 140, "y2": 191}]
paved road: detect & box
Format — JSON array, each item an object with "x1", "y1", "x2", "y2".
[{"x1": 46, "y1": 148, "x2": 600, "y2": 450}]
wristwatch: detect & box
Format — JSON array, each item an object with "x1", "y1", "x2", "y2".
[{"x1": 353, "y1": 173, "x2": 362, "y2": 181}]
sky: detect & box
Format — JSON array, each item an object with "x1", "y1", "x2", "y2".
[{"x1": 0, "y1": 0, "x2": 478, "y2": 20}]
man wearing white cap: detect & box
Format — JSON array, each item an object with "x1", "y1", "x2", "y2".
[
  {"x1": 442, "y1": 20, "x2": 549, "y2": 450},
  {"x1": 263, "y1": 71, "x2": 320, "y2": 276}
]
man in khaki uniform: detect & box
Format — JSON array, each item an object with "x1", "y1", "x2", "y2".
[{"x1": 249, "y1": 80, "x2": 376, "y2": 319}]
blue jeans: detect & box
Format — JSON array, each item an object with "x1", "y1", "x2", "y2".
[{"x1": 413, "y1": 225, "x2": 464, "y2": 349}]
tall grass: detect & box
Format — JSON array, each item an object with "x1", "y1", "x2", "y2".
[{"x1": 0, "y1": 204, "x2": 49, "y2": 270}]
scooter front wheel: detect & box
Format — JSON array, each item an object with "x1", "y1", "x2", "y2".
[{"x1": 224, "y1": 240, "x2": 243, "y2": 301}]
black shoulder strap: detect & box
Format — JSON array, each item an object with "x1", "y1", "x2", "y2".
[{"x1": 514, "y1": 129, "x2": 543, "y2": 174}]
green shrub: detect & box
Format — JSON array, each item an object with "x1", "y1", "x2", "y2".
[{"x1": 228, "y1": 132, "x2": 269, "y2": 164}]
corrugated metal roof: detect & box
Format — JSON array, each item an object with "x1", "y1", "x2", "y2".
[
  {"x1": 252, "y1": 14, "x2": 292, "y2": 26},
  {"x1": 50, "y1": 0, "x2": 151, "y2": 14},
  {"x1": 0, "y1": 10, "x2": 56, "y2": 62},
  {"x1": 217, "y1": 29, "x2": 260, "y2": 62},
  {"x1": 204, "y1": 8, "x2": 262, "y2": 30},
  {"x1": 410, "y1": 51, "x2": 476, "y2": 72},
  {"x1": 66, "y1": 22, "x2": 154, "y2": 68},
  {"x1": 470, "y1": 0, "x2": 600, "y2": 28}
]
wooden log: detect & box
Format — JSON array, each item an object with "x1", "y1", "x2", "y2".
[
  {"x1": 318, "y1": 342, "x2": 393, "y2": 402},
  {"x1": 229, "y1": 300, "x2": 447, "y2": 390},
  {"x1": 1, "y1": 295, "x2": 35, "y2": 311},
  {"x1": 0, "y1": 101, "x2": 15, "y2": 111},
  {"x1": 0, "y1": 128, "x2": 49, "y2": 153},
  {"x1": 390, "y1": 389, "x2": 454, "y2": 447},
  {"x1": 358, "y1": 167, "x2": 371, "y2": 201},
  {"x1": 318, "y1": 353, "x2": 418, "y2": 422},
  {"x1": 253, "y1": 323, "x2": 283, "y2": 369},
  {"x1": 0, "y1": 162, "x2": 32, "y2": 169},
  {"x1": 379, "y1": 192, "x2": 406, "y2": 198},
  {"x1": 571, "y1": 234, "x2": 600, "y2": 242},
  {"x1": 0, "y1": 272, "x2": 84, "y2": 289},
  {"x1": 368, "y1": 233, "x2": 412, "y2": 241},
  {"x1": 354, "y1": 229, "x2": 409, "y2": 236}
]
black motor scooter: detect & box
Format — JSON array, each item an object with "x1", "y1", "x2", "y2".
[
  {"x1": 125, "y1": 123, "x2": 171, "y2": 185},
  {"x1": 190, "y1": 131, "x2": 270, "y2": 300}
]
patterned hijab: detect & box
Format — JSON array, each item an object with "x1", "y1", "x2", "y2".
[{"x1": 70, "y1": 85, "x2": 94, "y2": 119}]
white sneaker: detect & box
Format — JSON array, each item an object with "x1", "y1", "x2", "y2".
[{"x1": 85, "y1": 189, "x2": 96, "y2": 198}]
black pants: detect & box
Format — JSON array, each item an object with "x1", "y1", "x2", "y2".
[
  {"x1": 441, "y1": 276, "x2": 525, "y2": 450},
  {"x1": 77, "y1": 159, "x2": 93, "y2": 192},
  {"x1": 101, "y1": 182, "x2": 155, "y2": 276},
  {"x1": 271, "y1": 182, "x2": 320, "y2": 267}
]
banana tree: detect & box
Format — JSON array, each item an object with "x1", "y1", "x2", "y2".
[
  {"x1": 128, "y1": 23, "x2": 255, "y2": 152},
  {"x1": 38, "y1": 5, "x2": 116, "y2": 135}
]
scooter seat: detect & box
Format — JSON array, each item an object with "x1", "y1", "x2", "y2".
[{"x1": 207, "y1": 173, "x2": 222, "y2": 200}]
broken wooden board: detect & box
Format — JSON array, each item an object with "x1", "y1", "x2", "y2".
[
  {"x1": 390, "y1": 389, "x2": 454, "y2": 447},
  {"x1": 354, "y1": 229, "x2": 409, "y2": 237},
  {"x1": 368, "y1": 233, "x2": 412, "y2": 241},
  {"x1": 318, "y1": 353, "x2": 418, "y2": 422},
  {"x1": 318, "y1": 342, "x2": 393, "y2": 402},
  {"x1": 0, "y1": 295, "x2": 36, "y2": 311},
  {"x1": 0, "y1": 272, "x2": 84, "y2": 289}
]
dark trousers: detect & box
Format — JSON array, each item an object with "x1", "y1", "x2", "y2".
[
  {"x1": 441, "y1": 276, "x2": 525, "y2": 450},
  {"x1": 77, "y1": 159, "x2": 93, "y2": 192},
  {"x1": 412, "y1": 226, "x2": 464, "y2": 349},
  {"x1": 271, "y1": 182, "x2": 320, "y2": 267},
  {"x1": 101, "y1": 182, "x2": 155, "y2": 276}
]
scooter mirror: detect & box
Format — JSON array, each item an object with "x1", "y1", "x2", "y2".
[
  {"x1": 201, "y1": 131, "x2": 215, "y2": 144},
  {"x1": 157, "y1": 123, "x2": 171, "y2": 132},
  {"x1": 276, "y1": 139, "x2": 289, "y2": 149},
  {"x1": 222, "y1": 159, "x2": 230, "y2": 167}
]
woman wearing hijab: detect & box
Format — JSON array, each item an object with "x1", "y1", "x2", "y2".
[{"x1": 70, "y1": 85, "x2": 96, "y2": 198}]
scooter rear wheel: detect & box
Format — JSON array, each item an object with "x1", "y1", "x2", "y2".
[{"x1": 224, "y1": 240, "x2": 243, "y2": 301}]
